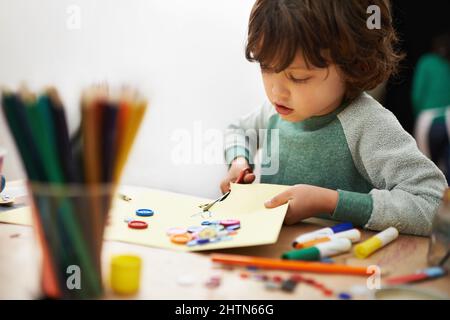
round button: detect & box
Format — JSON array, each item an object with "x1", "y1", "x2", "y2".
[
  {"x1": 213, "y1": 225, "x2": 225, "y2": 232},
  {"x1": 187, "y1": 226, "x2": 205, "y2": 233},
  {"x1": 128, "y1": 220, "x2": 148, "y2": 229},
  {"x1": 220, "y1": 219, "x2": 240, "y2": 227},
  {"x1": 170, "y1": 233, "x2": 193, "y2": 244},
  {"x1": 166, "y1": 227, "x2": 188, "y2": 236},
  {"x1": 186, "y1": 240, "x2": 198, "y2": 247},
  {"x1": 217, "y1": 230, "x2": 228, "y2": 238},
  {"x1": 136, "y1": 208, "x2": 154, "y2": 217},
  {"x1": 198, "y1": 227, "x2": 217, "y2": 239},
  {"x1": 196, "y1": 238, "x2": 210, "y2": 245},
  {"x1": 226, "y1": 224, "x2": 240, "y2": 231}
]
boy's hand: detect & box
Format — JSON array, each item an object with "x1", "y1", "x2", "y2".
[
  {"x1": 264, "y1": 184, "x2": 338, "y2": 225},
  {"x1": 220, "y1": 157, "x2": 255, "y2": 194}
]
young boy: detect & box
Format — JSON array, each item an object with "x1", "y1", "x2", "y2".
[{"x1": 221, "y1": 0, "x2": 447, "y2": 236}]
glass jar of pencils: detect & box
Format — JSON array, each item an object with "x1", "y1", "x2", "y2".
[
  {"x1": 428, "y1": 188, "x2": 450, "y2": 271},
  {"x1": 28, "y1": 182, "x2": 116, "y2": 299}
]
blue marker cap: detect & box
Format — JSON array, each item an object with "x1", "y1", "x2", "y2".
[
  {"x1": 425, "y1": 267, "x2": 446, "y2": 277},
  {"x1": 331, "y1": 222, "x2": 353, "y2": 234}
]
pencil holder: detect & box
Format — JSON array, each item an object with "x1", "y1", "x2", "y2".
[
  {"x1": 428, "y1": 188, "x2": 450, "y2": 271},
  {"x1": 28, "y1": 182, "x2": 116, "y2": 299},
  {"x1": 1, "y1": 85, "x2": 147, "y2": 298}
]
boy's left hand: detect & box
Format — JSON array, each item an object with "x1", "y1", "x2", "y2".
[{"x1": 264, "y1": 184, "x2": 339, "y2": 225}]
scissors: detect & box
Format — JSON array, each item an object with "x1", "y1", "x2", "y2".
[{"x1": 198, "y1": 168, "x2": 253, "y2": 212}]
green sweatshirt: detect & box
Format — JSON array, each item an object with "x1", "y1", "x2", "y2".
[
  {"x1": 412, "y1": 53, "x2": 450, "y2": 117},
  {"x1": 224, "y1": 92, "x2": 447, "y2": 236}
]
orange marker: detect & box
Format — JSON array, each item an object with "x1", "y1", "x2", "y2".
[
  {"x1": 294, "y1": 229, "x2": 361, "y2": 249},
  {"x1": 295, "y1": 237, "x2": 331, "y2": 249},
  {"x1": 211, "y1": 253, "x2": 373, "y2": 276}
]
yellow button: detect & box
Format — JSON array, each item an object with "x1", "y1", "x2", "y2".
[
  {"x1": 110, "y1": 255, "x2": 142, "y2": 295},
  {"x1": 198, "y1": 227, "x2": 217, "y2": 239}
]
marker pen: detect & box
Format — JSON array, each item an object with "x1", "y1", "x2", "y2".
[
  {"x1": 385, "y1": 267, "x2": 447, "y2": 285},
  {"x1": 294, "y1": 229, "x2": 361, "y2": 249},
  {"x1": 292, "y1": 222, "x2": 353, "y2": 247},
  {"x1": 283, "y1": 238, "x2": 352, "y2": 261},
  {"x1": 353, "y1": 227, "x2": 399, "y2": 259}
]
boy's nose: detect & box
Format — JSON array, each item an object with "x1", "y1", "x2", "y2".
[{"x1": 271, "y1": 84, "x2": 289, "y2": 100}]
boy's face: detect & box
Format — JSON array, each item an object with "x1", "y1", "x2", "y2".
[{"x1": 261, "y1": 52, "x2": 346, "y2": 122}]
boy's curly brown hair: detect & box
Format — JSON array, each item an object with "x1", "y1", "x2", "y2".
[{"x1": 245, "y1": 0, "x2": 404, "y2": 100}]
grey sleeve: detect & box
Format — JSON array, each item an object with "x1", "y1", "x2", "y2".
[
  {"x1": 338, "y1": 93, "x2": 447, "y2": 236},
  {"x1": 224, "y1": 101, "x2": 275, "y2": 168}
]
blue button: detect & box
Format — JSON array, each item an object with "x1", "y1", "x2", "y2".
[
  {"x1": 196, "y1": 238, "x2": 210, "y2": 245},
  {"x1": 187, "y1": 240, "x2": 198, "y2": 247},
  {"x1": 201, "y1": 221, "x2": 212, "y2": 226},
  {"x1": 187, "y1": 226, "x2": 204, "y2": 233},
  {"x1": 136, "y1": 209, "x2": 154, "y2": 217}
]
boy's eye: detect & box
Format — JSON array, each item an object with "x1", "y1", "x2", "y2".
[{"x1": 289, "y1": 76, "x2": 311, "y2": 84}]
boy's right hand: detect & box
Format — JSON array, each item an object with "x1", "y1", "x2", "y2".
[{"x1": 220, "y1": 157, "x2": 255, "y2": 194}]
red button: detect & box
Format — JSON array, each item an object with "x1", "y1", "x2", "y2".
[
  {"x1": 220, "y1": 219, "x2": 240, "y2": 227},
  {"x1": 128, "y1": 220, "x2": 148, "y2": 229}
]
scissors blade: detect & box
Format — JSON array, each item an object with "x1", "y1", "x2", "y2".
[
  {"x1": 200, "y1": 191, "x2": 230, "y2": 211},
  {"x1": 198, "y1": 168, "x2": 253, "y2": 211}
]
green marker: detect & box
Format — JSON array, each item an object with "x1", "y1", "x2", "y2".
[{"x1": 282, "y1": 238, "x2": 352, "y2": 261}]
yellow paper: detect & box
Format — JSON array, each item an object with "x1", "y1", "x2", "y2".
[
  {"x1": 0, "y1": 183, "x2": 290, "y2": 251},
  {"x1": 0, "y1": 205, "x2": 32, "y2": 225}
]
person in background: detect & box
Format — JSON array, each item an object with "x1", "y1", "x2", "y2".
[{"x1": 413, "y1": 33, "x2": 450, "y2": 182}]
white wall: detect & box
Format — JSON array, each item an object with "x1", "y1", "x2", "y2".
[{"x1": 0, "y1": 0, "x2": 266, "y2": 198}]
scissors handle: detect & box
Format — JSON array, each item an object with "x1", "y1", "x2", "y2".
[
  {"x1": 235, "y1": 167, "x2": 252, "y2": 184},
  {"x1": 218, "y1": 167, "x2": 253, "y2": 203}
]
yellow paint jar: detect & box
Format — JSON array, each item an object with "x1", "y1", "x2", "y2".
[{"x1": 110, "y1": 255, "x2": 142, "y2": 295}]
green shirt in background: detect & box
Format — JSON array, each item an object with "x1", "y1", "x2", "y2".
[{"x1": 412, "y1": 53, "x2": 450, "y2": 117}]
